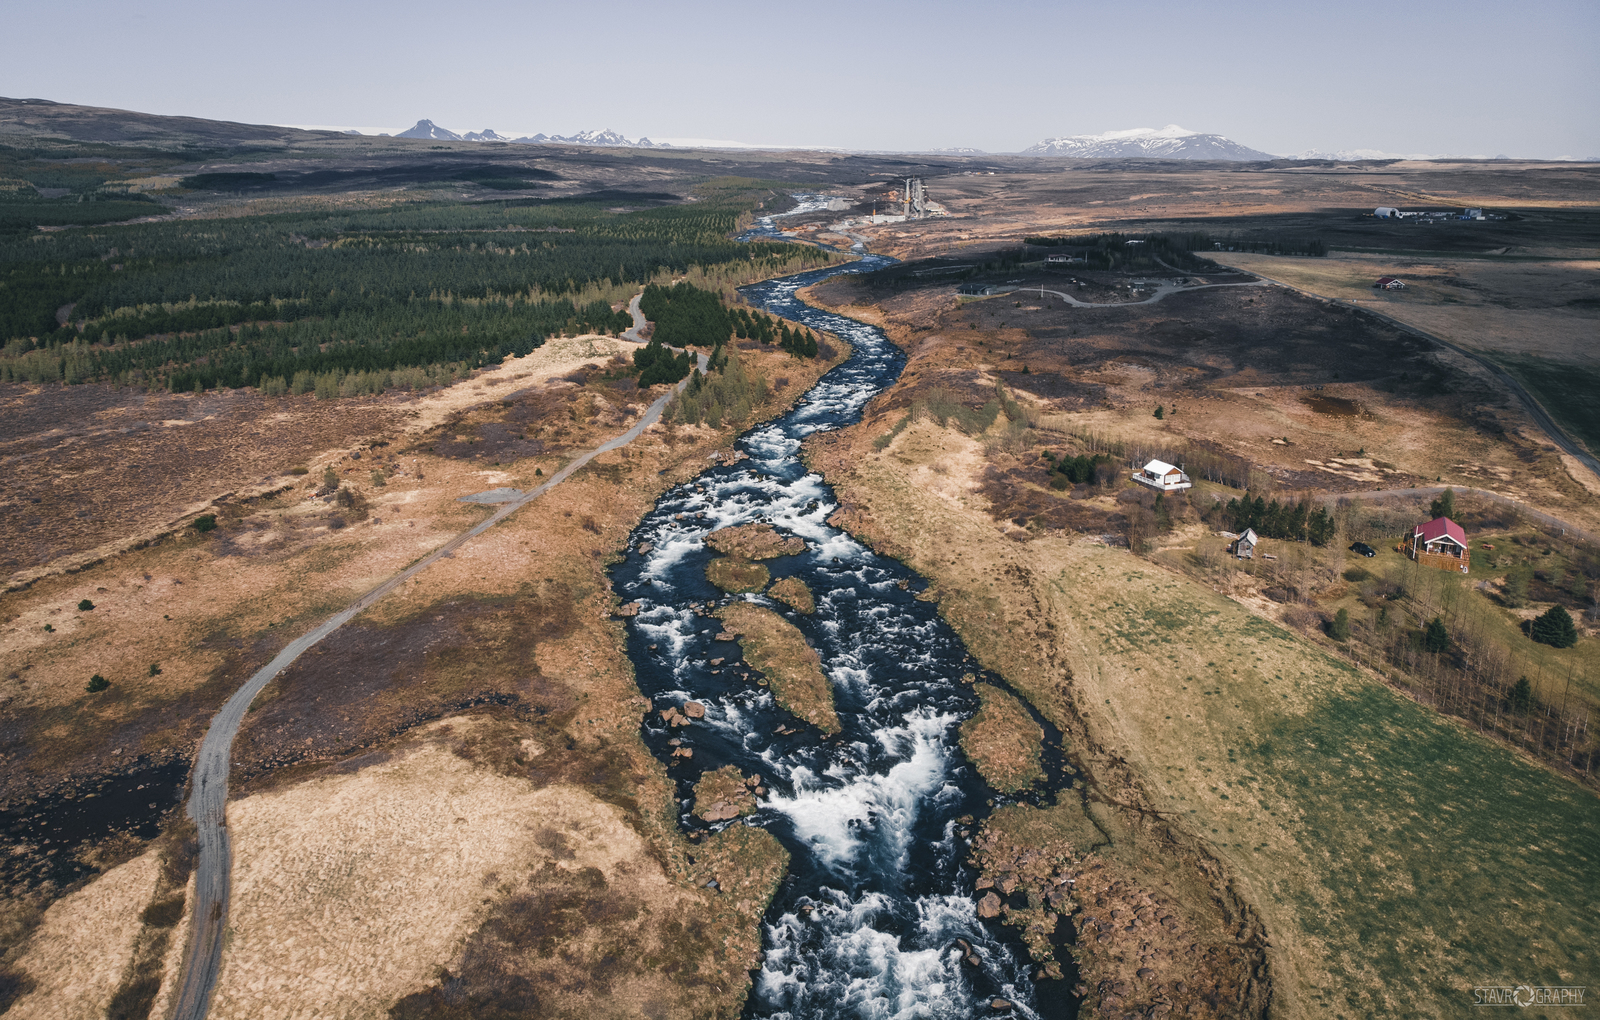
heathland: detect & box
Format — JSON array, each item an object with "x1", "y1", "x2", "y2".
[{"x1": 799, "y1": 159, "x2": 1598, "y2": 1018}]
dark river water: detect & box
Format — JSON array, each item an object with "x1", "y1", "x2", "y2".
[{"x1": 611, "y1": 211, "x2": 1078, "y2": 1019}]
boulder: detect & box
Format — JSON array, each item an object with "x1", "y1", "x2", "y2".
[
  {"x1": 683, "y1": 701, "x2": 706, "y2": 719},
  {"x1": 714, "y1": 631, "x2": 738, "y2": 642},
  {"x1": 615, "y1": 602, "x2": 641, "y2": 617},
  {"x1": 977, "y1": 892, "x2": 1002, "y2": 918}
]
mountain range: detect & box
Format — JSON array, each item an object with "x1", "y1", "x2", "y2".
[
  {"x1": 392, "y1": 119, "x2": 668, "y2": 148},
  {"x1": 1020, "y1": 125, "x2": 1276, "y2": 160}
]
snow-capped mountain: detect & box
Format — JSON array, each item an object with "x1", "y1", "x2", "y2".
[
  {"x1": 1022, "y1": 125, "x2": 1274, "y2": 160},
  {"x1": 396, "y1": 119, "x2": 462, "y2": 141},
  {"x1": 510, "y1": 129, "x2": 668, "y2": 148},
  {"x1": 392, "y1": 121, "x2": 668, "y2": 148},
  {"x1": 1285, "y1": 147, "x2": 1428, "y2": 161}
]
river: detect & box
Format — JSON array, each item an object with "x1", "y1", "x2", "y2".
[{"x1": 610, "y1": 228, "x2": 1078, "y2": 1018}]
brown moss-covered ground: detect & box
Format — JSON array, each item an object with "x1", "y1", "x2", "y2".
[
  {"x1": 712, "y1": 603, "x2": 839, "y2": 735},
  {"x1": 704, "y1": 523, "x2": 807, "y2": 560},
  {"x1": 704, "y1": 557, "x2": 770, "y2": 594},
  {"x1": 958, "y1": 683, "x2": 1044, "y2": 794},
  {"x1": 766, "y1": 576, "x2": 815, "y2": 614},
  {"x1": 692, "y1": 765, "x2": 760, "y2": 822}
]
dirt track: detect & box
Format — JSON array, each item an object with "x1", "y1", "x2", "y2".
[{"x1": 170, "y1": 351, "x2": 706, "y2": 1020}]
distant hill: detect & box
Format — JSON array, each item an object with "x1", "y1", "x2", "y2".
[
  {"x1": 0, "y1": 96, "x2": 340, "y2": 148},
  {"x1": 1021, "y1": 125, "x2": 1275, "y2": 160}
]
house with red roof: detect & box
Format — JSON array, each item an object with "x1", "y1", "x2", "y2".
[
  {"x1": 1375, "y1": 276, "x2": 1406, "y2": 290},
  {"x1": 1404, "y1": 516, "x2": 1469, "y2": 574}
]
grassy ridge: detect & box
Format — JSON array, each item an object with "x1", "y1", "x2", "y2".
[{"x1": 1051, "y1": 548, "x2": 1599, "y2": 1019}]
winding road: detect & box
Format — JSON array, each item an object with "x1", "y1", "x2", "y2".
[
  {"x1": 1026, "y1": 277, "x2": 1267, "y2": 307},
  {"x1": 170, "y1": 330, "x2": 705, "y2": 1020}
]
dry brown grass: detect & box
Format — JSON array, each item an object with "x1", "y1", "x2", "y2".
[
  {"x1": 713, "y1": 603, "x2": 839, "y2": 735},
  {"x1": 1207, "y1": 252, "x2": 1600, "y2": 366},
  {"x1": 0, "y1": 319, "x2": 848, "y2": 1015},
  {"x1": 208, "y1": 717, "x2": 701, "y2": 1019},
  {"x1": 704, "y1": 557, "x2": 770, "y2": 593},
  {"x1": 765, "y1": 576, "x2": 815, "y2": 614},
  {"x1": 3, "y1": 850, "x2": 161, "y2": 1019},
  {"x1": 703, "y1": 523, "x2": 806, "y2": 560},
  {"x1": 692, "y1": 764, "x2": 759, "y2": 822},
  {"x1": 958, "y1": 683, "x2": 1044, "y2": 793}
]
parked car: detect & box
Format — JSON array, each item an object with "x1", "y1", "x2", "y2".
[{"x1": 1351, "y1": 542, "x2": 1377, "y2": 558}]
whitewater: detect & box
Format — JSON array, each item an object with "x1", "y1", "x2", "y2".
[{"x1": 610, "y1": 213, "x2": 1075, "y2": 1018}]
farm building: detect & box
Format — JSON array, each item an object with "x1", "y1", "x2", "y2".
[
  {"x1": 1375, "y1": 277, "x2": 1407, "y2": 290},
  {"x1": 958, "y1": 283, "x2": 998, "y2": 296},
  {"x1": 1231, "y1": 528, "x2": 1259, "y2": 560},
  {"x1": 1405, "y1": 516, "x2": 1470, "y2": 574},
  {"x1": 1132, "y1": 459, "x2": 1192, "y2": 492},
  {"x1": 1375, "y1": 206, "x2": 1399, "y2": 218}
]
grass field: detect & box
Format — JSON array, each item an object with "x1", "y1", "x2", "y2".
[
  {"x1": 1496, "y1": 356, "x2": 1600, "y2": 456},
  {"x1": 811, "y1": 416, "x2": 1600, "y2": 1019}
]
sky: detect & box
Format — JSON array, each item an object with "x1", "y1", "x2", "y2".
[{"x1": 3, "y1": 0, "x2": 1597, "y2": 157}]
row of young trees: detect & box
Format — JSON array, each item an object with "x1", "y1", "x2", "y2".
[{"x1": 0, "y1": 296, "x2": 624, "y2": 391}]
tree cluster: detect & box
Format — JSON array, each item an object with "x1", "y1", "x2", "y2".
[
  {"x1": 640, "y1": 282, "x2": 732, "y2": 348},
  {"x1": 732, "y1": 306, "x2": 819, "y2": 358},
  {"x1": 1226, "y1": 492, "x2": 1336, "y2": 546},
  {"x1": 1041, "y1": 451, "x2": 1113, "y2": 490},
  {"x1": 633, "y1": 339, "x2": 694, "y2": 388}
]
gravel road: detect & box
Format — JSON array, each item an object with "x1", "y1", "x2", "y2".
[{"x1": 170, "y1": 347, "x2": 706, "y2": 1020}]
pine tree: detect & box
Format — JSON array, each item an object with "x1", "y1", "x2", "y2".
[
  {"x1": 1529, "y1": 605, "x2": 1578, "y2": 648},
  {"x1": 1429, "y1": 488, "x2": 1455, "y2": 520},
  {"x1": 1423, "y1": 616, "x2": 1450, "y2": 653},
  {"x1": 1331, "y1": 607, "x2": 1351, "y2": 641},
  {"x1": 1509, "y1": 676, "x2": 1533, "y2": 712}
]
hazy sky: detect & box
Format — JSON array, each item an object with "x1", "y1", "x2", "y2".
[{"x1": 4, "y1": 0, "x2": 1597, "y2": 157}]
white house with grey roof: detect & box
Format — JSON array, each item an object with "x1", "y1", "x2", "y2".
[{"x1": 1132, "y1": 459, "x2": 1192, "y2": 492}]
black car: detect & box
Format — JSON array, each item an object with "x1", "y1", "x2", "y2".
[{"x1": 1351, "y1": 542, "x2": 1377, "y2": 558}]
